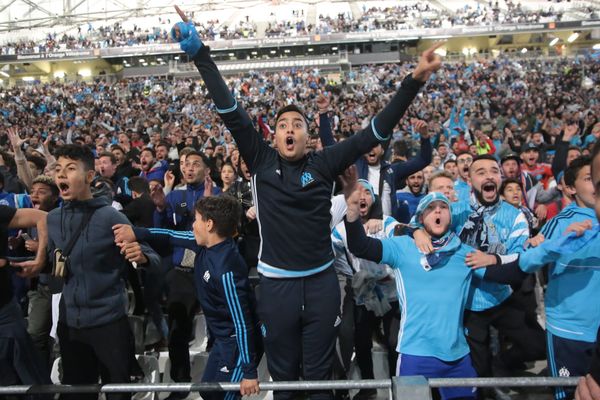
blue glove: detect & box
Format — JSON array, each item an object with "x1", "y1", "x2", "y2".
[{"x1": 171, "y1": 21, "x2": 203, "y2": 57}]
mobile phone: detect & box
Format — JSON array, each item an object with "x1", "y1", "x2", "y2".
[{"x1": 21, "y1": 233, "x2": 32, "y2": 242}]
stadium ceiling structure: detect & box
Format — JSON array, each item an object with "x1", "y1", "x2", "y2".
[{"x1": 0, "y1": 0, "x2": 327, "y2": 31}]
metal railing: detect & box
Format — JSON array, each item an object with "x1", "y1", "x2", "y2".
[{"x1": 0, "y1": 377, "x2": 581, "y2": 399}]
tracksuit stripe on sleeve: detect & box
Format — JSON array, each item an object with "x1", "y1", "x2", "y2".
[
  {"x1": 222, "y1": 273, "x2": 250, "y2": 364},
  {"x1": 226, "y1": 273, "x2": 250, "y2": 364},
  {"x1": 149, "y1": 228, "x2": 195, "y2": 239},
  {"x1": 541, "y1": 211, "x2": 576, "y2": 239}
]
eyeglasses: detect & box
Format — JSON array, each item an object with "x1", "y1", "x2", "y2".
[{"x1": 457, "y1": 158, "x2": 473, "y2": 164}]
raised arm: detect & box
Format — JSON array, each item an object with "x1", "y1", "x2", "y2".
[
  {"x1": 391, "y1": 121, "x2": 433, "y2": 186},
  {"x1": 181, "y1": 26, "x2": 269, "y2": 171},
  {"x1": 316, "y1": 94, "x2": 336, "y2": 147},
  {"x1": 318, "y1": 44, "x2": 443, "y2": 178},
  {"x1": 8, "y1": 128, "x2": 34, "y2": 190}
]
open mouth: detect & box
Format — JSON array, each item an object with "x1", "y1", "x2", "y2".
[
  {"x1": 58, "y1": 182, "x2": 70, "y2": 196},
  {"x1": 435, "y1": 217, "x2": 441, "y2": 225},
  {"x1": 285, "y1": 136, "x2": 295, "y2": 150},
  {"x1": 359, "y1": 199, "x2": 368, "y2": 212},
  {"x1": 482, "y1": 182, "x2": 497, "y2": 196}
]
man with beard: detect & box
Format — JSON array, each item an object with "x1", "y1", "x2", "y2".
[
  {"x1": 139, "y1": 147, "x2": 168, "y2": 183},
  {"x1": 454, "y1": 153, "x2": 472, "y2": 203},
  {"x1": 151, "y1": 150, "x2": 220, "y2": 399},
  {"x1": 395, "y1": 170, "x2": 426, "y2": 223},
  {"x1": 417, "y1": 154, "x2": 545, "y2": 382}
]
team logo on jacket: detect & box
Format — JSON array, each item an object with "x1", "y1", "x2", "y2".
[
  {"x1": 301, "y1": 172, "x2": 315, "y2": 187},
  {"x1": 559, "y1": 367, "x2": 570, "y2": 377},
  {"x1": 203, "y1": 271, "x2": 210, "y2": 282}
]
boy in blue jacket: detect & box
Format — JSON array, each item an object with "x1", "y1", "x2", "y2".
[{"x1": 114, "y1": 195, "x2": 261, "y2": 400}]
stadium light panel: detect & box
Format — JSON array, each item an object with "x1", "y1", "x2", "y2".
[
  {"x1": 521, "y1": 48, "x2": 527, "y2": 54},
  {"x1": 434, "y1": 48, "x2": 447, "y2": 57},
  {"x1": 567, "y1": 33, "x2": 579, "y2": 43},
  {"x1": 174, "y1": 56, "x2": 180, "y2": 60},
  {"x1": 308, "y1": 48, "x2": 314, "y2": 52},
  {"x1": 0, "y1": 71, "x2": 9, "y2": 78},
  {"x1": 78, "y1": 69, "x2": 92, "y2": 77},
  {"x1": 139, "y1": 58, "x2": 145, "y2": 63},
  {"x1": 549, "y1": 38, "x2": 559, "y2": 46},
  {"x1": 331, "y1": 47, "x2": 338, "y2": 51},
  {"x1": 54, "y1": 71, "x2": 65, "y2": 78},
  {"x1": 22, "y1": 77, "x2": 34, "y2": 82},
  {"x1": 251, "y1": 51, "x2": 258, "y2": 55},
  {"x1": 270, "y1": 50, "x2": 276, "y2": 54},
  {"x1": 593, "y1": 43, "x2": 600, "y2": 50}
]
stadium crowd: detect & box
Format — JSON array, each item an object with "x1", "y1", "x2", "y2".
[
  {"x1": 1, "y1": 20, "x2": 600, "y2": 400},
  {"x1": 2, "y1": 0, "x2": 599, "y2": 54}
]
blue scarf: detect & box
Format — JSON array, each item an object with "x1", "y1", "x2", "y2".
[{"x1": 422, "y1": 231, "x2": 462, "y2": 271}]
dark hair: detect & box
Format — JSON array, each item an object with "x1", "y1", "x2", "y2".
[
  {"x1": 500, "y1": 177, "x2": 523, "y2": 195},
  {"x1": 98, "y1": 151, "x2": 117, "y2": 164},
  {"x1": 471, "y1": 154, "x2": 498, "y2": 164},
  {"x1": 568, "y1": 146, "x2": 582, "y2": 155},
  {"x1": 26, "y1": 155, "x2": 47, "y2": 173},
  {"x1": 54, "y1": 144, "x2": 95, "y2": 171},
  {"x1": 156, "y1": 141, "x2": 170, "y2": 150},
  {"x1": 275, "y1": 104, "x2": 308, "y2": 126},
  {"x1": 564, "y1": 156, "x2": 591, "y2": 188},
  {"x1": 32, "y1": 175, "x2": 59, "y2": 197},
  {"x1": 141, "y1": 147, "x2": 156, "y2": 158},
  {"x1": 110, "y1": 144, "x2": 126, "y2": 154},
  {"x1": 185, "y1": 151, "x2": 210, "y2": 168},
  {"x1": 0, "y1": 151, "x2": 16, "y2": 171},
  {"x1": 194, "y1": 195, "x2": 240, "y2": 238},
  {"x1": 592, "y1": 140, "x2": 600, "y2": 177},
  {"x1": 444, "y1": 159, "x2": 457, "y2": 167},
  {"x1": 128, "y1": 176, "x2": 150, "y2": 195}
]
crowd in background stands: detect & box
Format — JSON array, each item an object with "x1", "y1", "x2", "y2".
[
  {"x1": 2, "y1": 0, "x2": 599, "y2": 54},
  {"x1": 1, "y1": 55, "x2": 598, "y2": 168},
  {"x1": 0, "y1": 48, "x2": 599, "y2": 399}
]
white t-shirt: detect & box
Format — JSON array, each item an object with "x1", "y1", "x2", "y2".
[{"x1": 367, "y1": 164, "x2": 392, "y2": 216}]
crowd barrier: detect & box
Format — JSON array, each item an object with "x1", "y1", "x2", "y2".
[{"x1": 0, "y1": 376, "x2": 581, "y2": 399}]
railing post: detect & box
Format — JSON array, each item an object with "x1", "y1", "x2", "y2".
[{"x1": 391, "y1": 376, "x2": 432, "y2": 400}]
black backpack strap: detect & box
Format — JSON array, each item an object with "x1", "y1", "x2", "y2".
[{"x1": 62, "y1": 208, "x2": 96, "y2": 258}]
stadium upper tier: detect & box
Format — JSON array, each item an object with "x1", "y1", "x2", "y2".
[{"x1": 0, "y1": 0, "x2": 598, "y2": 56}]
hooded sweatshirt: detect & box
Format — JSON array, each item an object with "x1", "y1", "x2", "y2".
[{"x1": 48, "y1": 196, "x2": 160, "y2": 328}]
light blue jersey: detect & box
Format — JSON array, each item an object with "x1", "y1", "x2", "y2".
[
  {"x1": 540, "y1": 203, "x2": 596, "y2": 240},
  {"x1": 380, "y1": 236, "x2": 485, "y2": 361},
  {"x1": 454, "y1": 179, "x2": 471, "y2": 203},
  {"x1": 451, "y1": 198, "x2": 529, "y2": 311},
  {"x1": 519, "y1": 226, "x2": 600, "y2": 342}
]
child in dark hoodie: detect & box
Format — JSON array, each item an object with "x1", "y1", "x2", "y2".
[{"x1": 49, "y1": 144, "x2": 161, "y2": 400}]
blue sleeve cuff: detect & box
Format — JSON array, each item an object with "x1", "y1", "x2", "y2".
[
  {"x1": 371, "y1": 117, "x2": 390, "y2": 141},
  {"x1": 216, "y1": 99, "x2": 238, "y2": 114}
]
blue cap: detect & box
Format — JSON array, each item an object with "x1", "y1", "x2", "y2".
[
  {"x1": 414, "y1": 192, "x2": 451, "y2": 228},
  {"x1": 357, "y1": 179, "x2": 376, "y2": 203}
]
